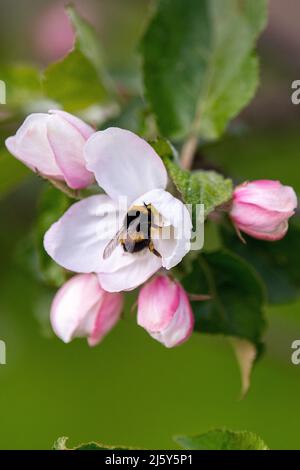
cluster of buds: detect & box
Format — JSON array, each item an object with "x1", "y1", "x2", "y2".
[
  {"x1": 5, "y1": 111, "x2": 297, "y2": 348},
  {"x1": 51, "y1": 273, "x2": 194, "y2": 348}
]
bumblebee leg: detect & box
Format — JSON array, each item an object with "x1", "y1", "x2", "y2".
[{"x1": 149, "y1": 241, "x2": 162, "y2": 258}]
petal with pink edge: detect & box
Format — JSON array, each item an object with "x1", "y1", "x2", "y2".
[
  {"x1": 49, "y1": 109, "x2": 95, "y2": 140},
  {"x1": 137, "y1": 276, "x2": 180, "y2": 331},
  {"x1": 51, "y1": 274, "x2": 104, "y2": 343},
  {"x1": 5, "y1": 113, "x2": 62, "y2": 178},
  {"x1": 137, "y1": 276, "x2": 194, "y2": 348},
  {"x1": 150, "y1": 285, "x2": 194, "y2": 348},
  {"x1": 234, "y1": 180, "x2": 297, "y2": 213},
  {"x1": 89, "y1": 290, "x2": 123, "y2": 346},
  {"x1": 51, "y1": 273, "x2": 123, "y2": 345},
  {"x1": 47, "y1": 113, "x2": 94, "y2": 189}
]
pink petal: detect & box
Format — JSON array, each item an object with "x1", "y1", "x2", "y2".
[
  {"x1": 84, "y1": 128, "x2": 168, "y2": 205},
  {"x1": 51, "y1": 273, "x2": 123, "y2": 345},
  {"x1": 151, "y1": 287, "x2": 194, "y2": 348},
  {"x1": 137, "y1": 276, "x2": 194, "y2": 348},
  {"x1": 231, "y1": 180, "x2": 297, "y2": 241},
  {"x1": 231, "y1": 201, "x2": 295, "y2": 233},
  {"x1": 49, "y1": 109, "x2": 95, "y2": 140},
  {"x1": 88, "y1": 291, "x2": 123, "y2": 346},
  {"x1": 47, "y1": 113, "x2": 94, "y2": 189},
  {"x1": 236, "y1": 220, "x2": 289, "y2": 241},
  {"x1": 137, "y1": 276, "x2": 180, "y2": 331},
  {"x1": 234, "y1": 180, "x2": 297, "y2": 213}
]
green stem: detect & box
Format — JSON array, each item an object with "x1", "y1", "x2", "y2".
[{"x1": 48, "y1": 179, "x2": 80, "y2": 199}]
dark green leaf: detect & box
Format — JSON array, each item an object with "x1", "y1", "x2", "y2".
[
  {"x1": 141, "y1": 0, "x2": 267, "y2": 140},
  {"x1": 180, "y1": 250, "x2": 266, "y2": 351},
  {"x1": 36, "y1": 185, "x2": 72, "y2": 288},
  {"x1": 175, "y1": 429, "x2": 269, "y2": 450},
  {"x1": 152, "y1": 138, "x2": 232, "y2": 222},
  {"x1": 221, "y1": 222, "x2": 300, "y2": 304},
  {"x1": 0, "y1": 146, "x2": 30, "y2": 198}
]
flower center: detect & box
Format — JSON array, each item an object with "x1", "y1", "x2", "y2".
[{"x1": 120, "y1": 204, "x2": 161, "y2": 258}]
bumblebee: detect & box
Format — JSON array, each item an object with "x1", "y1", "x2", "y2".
[{"x1": 103, "y1": 203, "x2": 161, "y2": 259}]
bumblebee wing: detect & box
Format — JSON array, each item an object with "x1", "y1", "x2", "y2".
[
  {"x1": 127, "y1": 215, "x2": 142, "y2": 235},
  {"x1": 103, "y1": 228, "x2": 125, "y2": 260}
]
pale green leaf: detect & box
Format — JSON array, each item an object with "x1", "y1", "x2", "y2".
[
  {"x1": 44, "y1": 7, "x2": 112, "y2": 112},
  {"x1": 1, "y1": 64, "x2": 43, "y2": 111},
  {"x1": 151, "y1": 138, "x2": 232, "y2": 221},
  {"x1": 44, "y1": 49, "x2": 109, "y2": 112},
  {"x1": 66, "y1": 5, "x2": 105, "y2": 75},
  {"x1": 175, "y1": 429, "x2": 269, "y2": 450},
  {"x1": 53, "y1": 436, "x2": 135, "y2": 450}
]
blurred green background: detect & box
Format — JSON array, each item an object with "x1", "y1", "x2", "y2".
[{"x1": 1, "y1": 0, "x2": 300, "y2": 450}]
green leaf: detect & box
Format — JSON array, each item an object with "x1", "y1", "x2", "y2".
[
  {"x1": 175, "y1": 429, "x2": 269, "y2": 450},
  {"x1": 66, "y1": 5, "x2": 106, "y2": 77},
  {"x1": 200, "y1": 54, "x2": 259, "y2": 139},
  {"x1": 53, "y1": 436, "x2": 135, "y2": 450},
  {"x1": 152, "y1": 138, "x2": 232, "y2": 221},
  {"x1": 221, "y1": 223, "x2": 300, "y2": 304},
  {"x1": 141, "y1": 0, "x2": 267, "y2": 140},
  {"x1": 1, "y1": 64, "x2": 43, "y2": 111},
  {"x1": 36, "y1": 185, "x2": 72, "y2": 288},
  {"x1": 180, "y1": 250, "x2": 266, "y2": 351},
  {"x1": 0, "y1": 146, "x2": 30, "y2": 198},
  {"x1": 43, "y1": 6, "x2": 113, "y2": 112},
  {"x1": 44, "y1": 49, "x2": 109, "y2": 112}
]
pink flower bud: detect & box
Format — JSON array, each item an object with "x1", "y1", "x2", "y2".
[
  {"x1": 230, "y1": 180, "x2": 298, "y2": 241},
  {"x1": 137, "y1": 276, "x2": 194, "y2": 348},
  {"x1": 5, "y1": 110, "x2": 95, "y2": 190},
  {"x1": 33, "y1": 4, "x2": 75, "y2": 63},
  {"x1": 50, "y1": 274, "x2": 123, "y2": 346}
]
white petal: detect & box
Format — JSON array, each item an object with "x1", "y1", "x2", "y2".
[
  {"x1": 84, "y1": 128, "x2": 168, "y2": 204},
  {"x1": 98, "y1": 251, "x2": 162, "y2": 292},
  {"x1": 5, "y1": 113, "x2": 62, "y2": 178},
  {"x1": 44, "y1": 195, "x2": 125, "y2": 273},
  {"x1": 133, "y1": 189, "x2": 192, "y2": 269}
]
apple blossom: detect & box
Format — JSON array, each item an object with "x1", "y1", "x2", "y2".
[
  {"x1": 137, "y1": 276, "x2": 194, "y2": 348},
  {"x1": 44, "y1": 128, "x2": 192, "y2": 292},
  {"x1": 50, "y1": 273, "x2": 123, "y2": 346},
  {"x1": 5, "y1": 109, "x2": 95, "y2": 189},
  {"x1": 230, "y1": 180, "x2": 297, "y2": 241}
]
